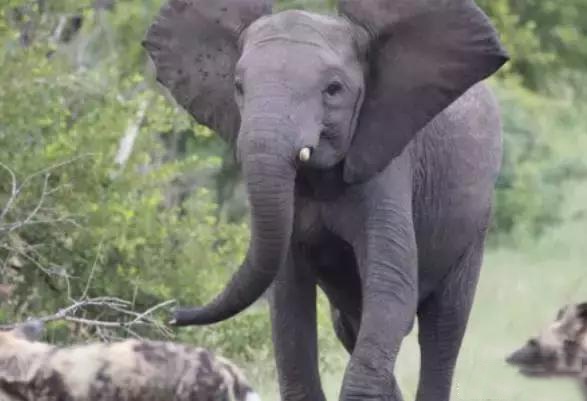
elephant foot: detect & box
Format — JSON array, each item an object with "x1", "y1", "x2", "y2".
[{"x1": 339, "y1": 367, "x2": 404, "y2": 401}]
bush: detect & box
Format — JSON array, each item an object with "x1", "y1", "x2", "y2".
[
  {"x1": 490, "y1": 78, "x2": 587, "y2": 244},
  {"x1": 0, "y1": 12, "x2": 255, "y2": 350}
]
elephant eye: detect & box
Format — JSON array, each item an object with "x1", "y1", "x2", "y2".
[
  {"x1": 234, "y1": 79, "x2": 244, "y2": 96},
  {"x1": 324, "y1": 81, "x2": 343, "y2": 97}
]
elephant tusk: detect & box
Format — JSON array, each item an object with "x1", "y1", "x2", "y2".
[{"x1": 298, "y1": 147, "x2": 312, "y2": 162}]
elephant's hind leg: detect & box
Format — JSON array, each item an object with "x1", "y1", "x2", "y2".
[
  {"x1": 330, "y1": 306, "x2": 359, "y2": 354},
  {"x1": 415, "y1": 236, "x2": 486, "y2": 401},
  {"x1": 314, "y1": 233, "x2": 362, "y2": 355}
]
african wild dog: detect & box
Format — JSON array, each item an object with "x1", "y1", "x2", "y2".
[
  {"x1": 0, "y1": 320, "x2": 261, "y2": 401},
  {"x1": 506, "y1": 302, "x2": 587, "y2": 400}
]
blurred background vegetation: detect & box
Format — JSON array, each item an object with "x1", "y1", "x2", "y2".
[{"x1": 0, "y1": 1, "x2": 586, "y2": 400}]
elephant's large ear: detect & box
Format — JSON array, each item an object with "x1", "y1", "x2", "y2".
[
  {"x1": 142, "y1": 0, "x2": 273, "y2": 146},
  {"x1": 339, "y1": 0, "x2": 509, "y2": 184}
]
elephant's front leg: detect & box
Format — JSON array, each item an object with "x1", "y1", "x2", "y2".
[
  {"x1": 340, "y1": 201, "x2": 418, "y2": 401},
  {"x1": 270, "y1": 250, "x2": 326, "y2": 401}
]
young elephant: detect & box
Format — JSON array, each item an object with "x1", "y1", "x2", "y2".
[
  {"x1": 143, "y1": 0, "x2": 509, "y2": 400},
  {"x1": 0, "y1": 321, "x2": 260, "y2": 401},
  {"x1": 506, "y1": 302, "x2": 587, "y2": 400}
]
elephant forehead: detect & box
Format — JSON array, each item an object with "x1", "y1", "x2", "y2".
[{"x1": 245, "y1": 10, "x2": 356, "y2": 56}]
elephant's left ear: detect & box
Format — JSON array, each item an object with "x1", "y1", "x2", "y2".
[{"x1": 339, "y1": 0, "x2": 509, "y2": 184}]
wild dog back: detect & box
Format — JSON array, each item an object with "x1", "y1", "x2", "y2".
[{"x1": 0, "y1": 322, "x2": 260, "y2": 401}]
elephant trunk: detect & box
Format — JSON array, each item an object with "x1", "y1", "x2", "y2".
[{"x1": 172, "y1": 123, "x2": 298, "y2": 326}]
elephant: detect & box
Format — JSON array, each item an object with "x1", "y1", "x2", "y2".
[{"x1": 142, "y1": 0, "x2": 509, "y2": 400}]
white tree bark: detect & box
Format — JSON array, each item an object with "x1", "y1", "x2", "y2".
[{"x1": 113, "y1": 99, "x2": 150, "y2": 170}]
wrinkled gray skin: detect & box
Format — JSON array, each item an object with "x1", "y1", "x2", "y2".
[{"x1": 143, "y1": 1, "x2": 508, "y2": 400}]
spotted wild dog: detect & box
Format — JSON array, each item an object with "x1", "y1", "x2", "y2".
[
  {"x1": 506, "y1": 302, "x2": 587, "y2": 400},
  {"x1": 0, "y1": 320, "x2": 261, "y2": 401}
]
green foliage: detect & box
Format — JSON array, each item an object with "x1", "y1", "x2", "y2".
[
  {"x1": 276, "y1": 0, "x2": 336, "y2": 12},
  {"x1": 489, "y1": 78, "x2": 587, "y2": 244},
  {"x1": 478, "y1": 0, "x2": 587, "y2": 92},
  {"x1": 0, "y1": 0, "x2": 256, "y2": 352}
]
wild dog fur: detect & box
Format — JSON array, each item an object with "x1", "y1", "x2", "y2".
[
  {"x1": 506, "y1": 302, "x2": 587, "y2": 400},
  {"x1": 0, "y1": 321, "x2": 260, "y2": 401}
]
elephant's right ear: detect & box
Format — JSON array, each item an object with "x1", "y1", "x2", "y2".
[
  {"x1": 142, "y1": 0, "x2": 273, "y2": 146},
  {"x1": 340, "y1": 0, "x2": 509, "y2": 184}
]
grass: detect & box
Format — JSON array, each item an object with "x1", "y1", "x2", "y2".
[{"x1": 250, "y1": 183, "x2": 587, "y2": 401}]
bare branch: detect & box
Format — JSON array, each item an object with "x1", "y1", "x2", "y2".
[
  {"x1": 18, "y1": 153, "x2": 95, "y2": 193},
  {"x1": 0, "y1": 298, "x2": 177, "y2": 338},
  {"x1": 0, "y1": 251, "x2": 176, "y2": 340},
  {"x1": 0, "y1": 154, "x2": 93, "y2": 235},
  {"x1": 81, "y1": 240, "x2": 103, "y2": 300},
  {"x1": 2, "y1": 216, "x2": 80, "y2": 233},
  {"x1": 0, "y1": 243, "x2": 69, "y2": 278},
  {"x1": 0, "y1": 161, "x2": 18, "y2": 223},
  {"x1": 16, "y1": 173, "x2": 50, "y2": 229}
]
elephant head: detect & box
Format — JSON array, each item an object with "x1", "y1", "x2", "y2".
[{"x1": 142, "y1": 0, "x2": 508, "y2": 325}]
